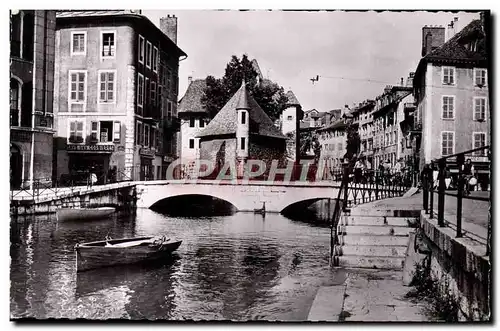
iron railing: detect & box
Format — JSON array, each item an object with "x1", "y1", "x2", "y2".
[
  {"x1": 329, "y1": 160, "x2": 414, "y2": 265},
  {"x1": 422, "y1": 145, "x2": 491, "y2": 256}
]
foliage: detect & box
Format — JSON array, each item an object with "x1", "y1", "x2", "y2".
[
  {"x1": 201, "y1": 54, "x2": 288, "y2": 121},
  {"x1": 405, "y1": 258, "x2": 459, "y2": 322}
]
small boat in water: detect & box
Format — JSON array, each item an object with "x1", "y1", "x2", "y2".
[
  {"x1": 56, "y1": 207, "x2": 115, "y2": 222},
  {"x1": 75, "y1": 236, "x2": 182, "y2": 272}
]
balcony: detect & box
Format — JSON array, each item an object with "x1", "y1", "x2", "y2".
[{"x1": 163, "y1": 117, "x2": 180, "y2": 133}]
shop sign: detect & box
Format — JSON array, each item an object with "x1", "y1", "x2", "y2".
[
  {"x1": 67, "y1": 144, "x2": 115, "y2": 152},
  {"x1": 140, "y1": 147, "x2": 155, "y2": 158}
]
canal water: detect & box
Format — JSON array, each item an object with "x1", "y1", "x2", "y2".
[{"x1": 10, "y1": 209, "x2": 339, "y2": 321}]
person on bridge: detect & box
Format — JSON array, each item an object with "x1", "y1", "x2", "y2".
[
  {"x1": 462, "y1": 159, "x2": 475, "y2": 196},
  {"x1": 354, "y1": 159, "x2": 365, "y2": 184}
]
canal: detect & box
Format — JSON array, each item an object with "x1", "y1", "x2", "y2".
[{"x1": 10, "y1": 206, "x2": 339, "y2": 320}]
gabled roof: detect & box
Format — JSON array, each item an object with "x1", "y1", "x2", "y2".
[
  {"x1": 285, "y1": 90, "x2": 300, "y2": 106},
  {"x1": 317, "y1": 119, "x2": 348, "y2": 132},
  {"x1": 415, "y1": 19, "x2": 487, "y2": 83},
  {"x1": 197, "y1": 81, "x2": 286, "y2": 140},
  {"x1": 424, "y1": 19, "x2": 486, "y2": 63},
  {"x1": 178, "y1": 79, "x2": 208, "y2": 114}
]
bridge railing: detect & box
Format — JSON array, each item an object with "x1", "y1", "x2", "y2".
[{"x1": 421, "y1": 145, "x2": 491, "y2": 255}]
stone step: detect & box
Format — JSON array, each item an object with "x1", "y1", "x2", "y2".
[
  {"x1": 340, "y1": 234, "x2": 410, "y2": 246},
  {"x1": 338, "y1": 255, "x2": 405, "y2": 270},
  {"x1": 338, "y1": 225, "x2": 413, "y2": 236},
  {"x1": 349, "y1": 209, "x2": 421, "y2": 218},
  {"x1": 342, "y1": 216, "x2": 413, "y2": 226},
  {"x1": 339, "y1": 245, "x2": 407, "y2": 257}
]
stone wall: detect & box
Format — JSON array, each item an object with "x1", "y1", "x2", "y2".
[{"x1": 420, "y1": 211, "x2": 490, "y2": 321}]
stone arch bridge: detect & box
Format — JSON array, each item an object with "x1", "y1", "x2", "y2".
[{"x1": 136, "y1": 180, "x2": 362, "y2": 213}]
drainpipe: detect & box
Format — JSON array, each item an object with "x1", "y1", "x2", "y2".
[{"x1": 29, "y1": 11, "x2": 37, "y2": 192}]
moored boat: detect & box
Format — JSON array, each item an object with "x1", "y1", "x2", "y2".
[
  {"x1": 56, "y1": 207, "x2": 115, "y2": 222},
  {"x1": 75, "y1": 236, "x2": 182, "y2": 272}
]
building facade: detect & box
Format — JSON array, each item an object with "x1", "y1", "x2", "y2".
[
  {"x1": 53, "y1": 11, "x2": 186, "y2": 183},
  {"x1": 197, "y1": 81, "x2": 287, "y2": 178},
  {"x1": 413, "y1": 17, "x2": 490, "y2": 188},
  {"x1": 10, "y1": 10, "x2": 56, "y2": 189},
  {"x1": 178, "y1": 78, "x2": 209, "y2": 167},
  {"x1": 351, "y1": 100, "x2": 375, "y2": 167},
  {"x1": 372, "y1": 84, "x2": 413, "y2": 170},
  {"x1": 317, "y1": 119, "x2": 349, "y2": 176}
]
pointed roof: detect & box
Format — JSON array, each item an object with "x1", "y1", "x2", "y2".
[
  {"x1": 236, "y1": 80, "x2": 250, "y2": 110},
  {"x1": 285, "y1": 90, "x2": 300, "y2": 106},
  {"x1": 197, "y1": 82, "x2": 286, "y2": 140},
  {"x1": 178, "y1": 79, "x2": 208, "y2": 114}
]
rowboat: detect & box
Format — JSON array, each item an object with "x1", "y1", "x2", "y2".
[
  {"x1": 75, "y1": 236, "x2": 182, "y2": 272},
  {"x1": 56, "y1": 207, "x2": 115, "y2": 222}
]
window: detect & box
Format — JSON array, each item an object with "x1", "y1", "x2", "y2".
[
  {"x1": 68, "y1": 120, "x2": 84, "y2": 143},
  {"x1": 152, "y1": 47, "x2": 158, "y2": 72},
  {"x1": 71, "y1": 31, "x2": 86, "y2": 56},
  {"x1": 189, "y1": 117, "x2": 195, "y2": 127},
  {"x1": 167, "y1": 101, "x2": 172, "y2": 120},
  {"x1": 189, "y1": 138, "x2": 195, "y2": 149},
  {"x1": 158, "y1": 85, "x2": 163, "y2": 115},
  {"x1": 166, "y1": 69, "x2": 171, "y2": 91},
  {"x1": 240, "y1": 137, "x2": 246, "y2": 150},
  {"x1": 441, "y1": 131, "x2": 454, "y2": 156},
  {"x1": 287, "y1": 115, "x2": 293, "y2": 120},
  {"x1": 145, "y1": 78, "x2": 150, "y2": 107},
  {"x1": 69, "y1": 71, "x2": 86, "y2": 103},
  {"x1": 442, "y1": 96, "x2": 455, "y2": 119},
  {"x1": 151, "y1": 81, "x2": 156, "y2": 106},
  {"x1": 99, "y1": 121, "x2": 113, "y2": 142},
  {"x1": 136, "y1": 121, "x2": 142, "y2": 145},
  {"x1": 10, "y1": 79, "x2": 20, "y2": 126},
  {"x1": 144, "y1": 124, "x2": 150, "y2": 147},
  {"x1": 98, "y1": 71, "x2": 115, "y2": 103},
  {"x1": 138, "y1": 35, "x2": 144, "y2": 64},
  {"x1": 101, "y1": 32, "x2": 115, "y2": 58},
  {"x1": 137, "y1": 73, "x2": 144, "y2": 107},
  {"x1": 442, "y1": 66, "x2": 455, "y2": 85},
  {"x1": 474, "y1": 68, "x2": 487, "y2": 87},
  {"x1": 473, "y1": 97, "x2": 487, "y2": 121},
  {"x1": 113, "y1": 122, "x2": 121, "y2": 142},
  {"x1": 146, "y1": 41, "x2": 152, "y2": 68},
  {"x1": 90, "y1": 121, "x2": 99, "y2": 141},
  {"x1": 338, "y1": 143, "x2": 342, "y2": 151},
  {"x1": 10, "y1": 11, "x2": 21, "y2": 57},
  {"x1": 473, "y1": 132, "x2": 486, "y2": 156},
  {"x1": 241, "y1": 111, "x2": 246, "y2": 125},
  {"x1": 199, "y1": 119, "x2": 205, "y2": 128}
]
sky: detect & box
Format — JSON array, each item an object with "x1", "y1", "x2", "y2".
[{"x1": 143, "y1": 10, "x2": 480, "y2": 112}]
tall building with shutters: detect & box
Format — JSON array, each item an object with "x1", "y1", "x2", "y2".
[
  {"x1": 413, "y1": 14, "x2": 490, "y2": 189},
  {"x1": 10, "y1": 10, "x2": 57, "y2": 189},
  {"x1": 53, "y1": 10, "x2": 186, "y2": 183}
]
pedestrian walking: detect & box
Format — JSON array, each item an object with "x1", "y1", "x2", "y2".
[{"x1": 462, "y1": 159, "x2": 475, "y2": 195}]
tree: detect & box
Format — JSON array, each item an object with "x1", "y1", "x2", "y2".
[{"x1": 201, "y1": 54, "x2": 288, "y2": 121}]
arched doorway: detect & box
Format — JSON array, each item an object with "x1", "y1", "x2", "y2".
[{"x1": 10, "y1": 144, "x2": 23, "y2": 189}]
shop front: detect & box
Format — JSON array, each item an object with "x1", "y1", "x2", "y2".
[
  {"x1": 139, "y1": 147, "x2": 155, "y2": 181},
  {"x1": 66, "y1": 144, "x2": 114, "y2": 185}
]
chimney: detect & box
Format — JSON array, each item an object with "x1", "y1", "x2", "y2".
[
  {"x1": 188, "y1": 76, "x2": 192, "y2": 85},
  {"x1": 400, "y1": 77, "x2": 404, "y2": 86},
  {"x1": 421, "y1": 25, "x2": 445, "y2": 56},
  {"x1": 406, "y1": 72, "x2": 415, "y2": 87},
  {"x1": 160, "y1": 15, "x2": 178, "y2": 44}
]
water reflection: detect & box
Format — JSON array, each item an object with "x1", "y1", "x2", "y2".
[{"x1": 11, "y1": 208, "x2": 334, "y2": 321}]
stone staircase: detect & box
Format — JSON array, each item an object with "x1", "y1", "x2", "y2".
[{"x1": 336, "y1": 208, "x2": 419, "y2": 270}]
